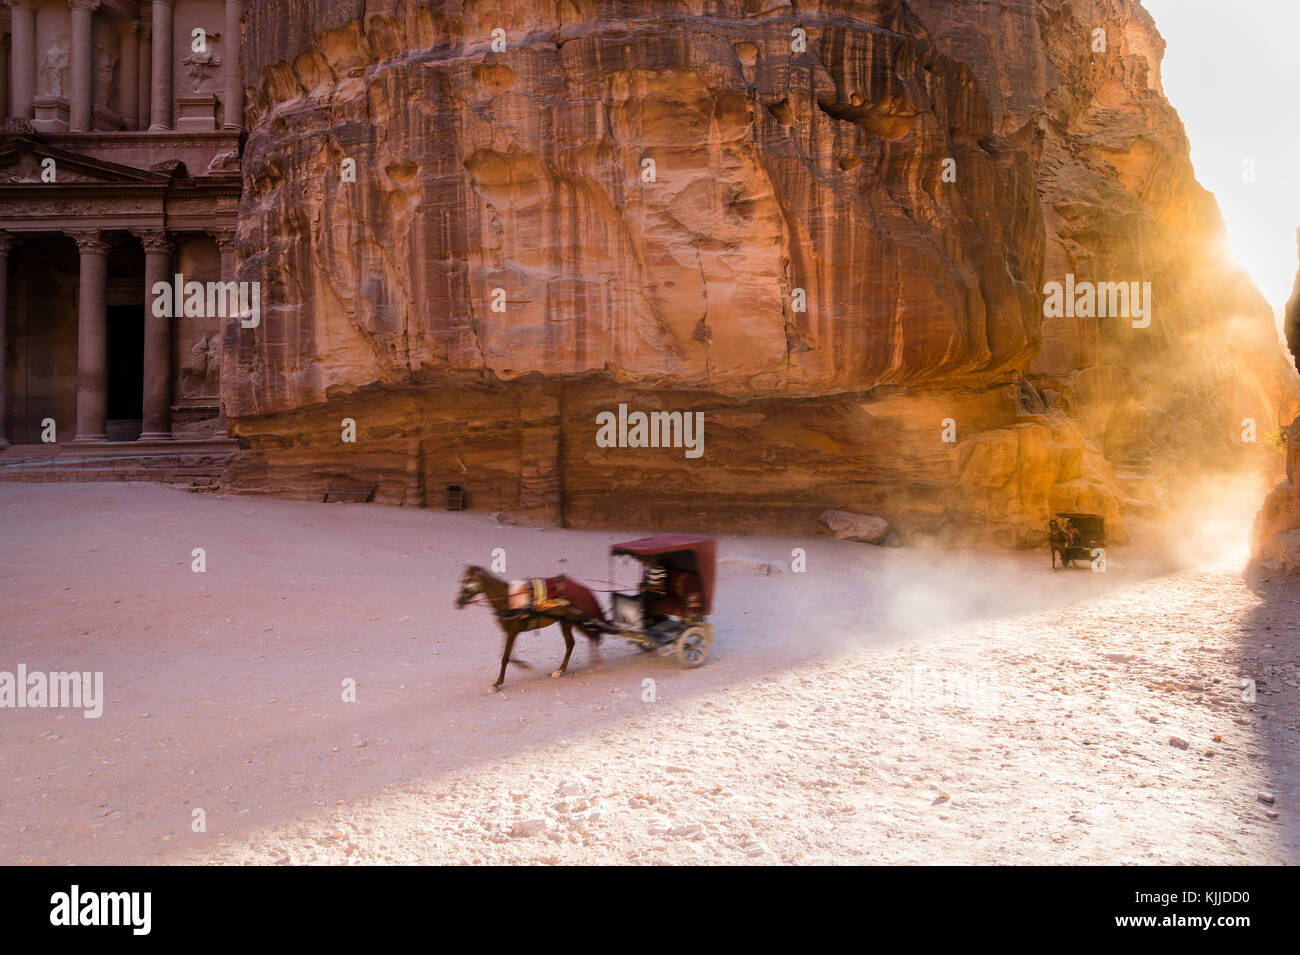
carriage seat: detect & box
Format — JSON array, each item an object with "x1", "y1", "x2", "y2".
[{"x1": 646, "y1": 569, "x2": 703, "y2": 618}]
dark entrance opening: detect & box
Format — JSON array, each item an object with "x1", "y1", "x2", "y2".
[{"x1": 106, "y1": 304, "x2": 144, "y2": 441}]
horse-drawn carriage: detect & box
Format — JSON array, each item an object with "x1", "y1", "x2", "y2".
[
  {"x1": 1049, "y1": 512, "x2": 1105, "y2": 569},
  {"x1": 608, "y1": 535, "x2": 716, "y2": 667},
  {"x1": 457, "y1": 534, "x2": 717, "y2": 689}
]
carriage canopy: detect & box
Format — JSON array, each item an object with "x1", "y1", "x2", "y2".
[
  {"x1": 1053, "y1": 512, "x2": 1105, "y2": 545},
  {"x1": 610, "y1": 535, "x2": 716, "y2": 615}
]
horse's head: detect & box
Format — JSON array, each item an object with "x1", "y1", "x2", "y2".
[{"x1": 456, "y1": 565, "x2": 485, "y2": 609}]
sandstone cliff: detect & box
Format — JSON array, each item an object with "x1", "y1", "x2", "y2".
[
  {"x1": 222, "y1": 0, "x2": 1298, "y2": 544},
  {"x1": 1253, "y1": 235, "x2": 1300, "y2": 569},
  {"x1": 1288, "y1": 231, "x2": 1300, "y2": 370}
]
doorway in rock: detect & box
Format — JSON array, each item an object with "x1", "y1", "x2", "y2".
[
  {"x1": 3, "y1": 235, "x2": 78, "y2": 444},
  {"x1": 106, "y1": 305, "x2": 144, "y2": 441}
]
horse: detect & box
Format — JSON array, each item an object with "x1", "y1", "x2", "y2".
[{"x1": 456, "y1": 565, "x2": 607, "y2": 691}]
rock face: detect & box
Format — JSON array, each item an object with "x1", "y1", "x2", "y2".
[
  {"x1": 1289, "y1": 230, "x2": 1300, "y2": 365},
  {"x1": 223, "y1": 0, "x2": 1298, "y2": 545},
  {"x1": 1253, "y1": 420, "x2": 1300, "y2": 571},
  {"x1": 1252, "y1": 235, "x2": 1300, "y2": 569}
]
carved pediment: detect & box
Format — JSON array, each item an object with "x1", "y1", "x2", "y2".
[{"x1": 0, "y1": 137, "x2": 173, "y2": 186}]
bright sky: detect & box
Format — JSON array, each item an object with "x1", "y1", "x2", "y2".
[{"x1": 1143, "y1": 0, "x2": 1299, "y2": 313}]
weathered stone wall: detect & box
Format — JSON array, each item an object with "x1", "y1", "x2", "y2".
[
  {"x1": 908, "y1": 0, "x2": 1297, "y2": 512},
  {"x1": 223, "y1": 0, "x2": 1298, "y2": 545}
]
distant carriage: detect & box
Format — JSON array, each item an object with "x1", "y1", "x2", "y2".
[{"x1": 1049, "y1": 512, "x2": 1105, "y2": 569}]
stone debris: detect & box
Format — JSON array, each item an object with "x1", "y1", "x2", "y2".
[{"x1": 818, "y1": 511, "x2": 890, "y2": 544}]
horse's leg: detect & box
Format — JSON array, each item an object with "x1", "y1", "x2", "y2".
[
  {"x1": 578, "y1": 622, "x2": 602, "y2": 669},
  {"x1": 553, "y1": 620, "x2": 575, "y2": 678},
  {"x1": 493, "y1": 625, "x2": 519, "y2": 692}
]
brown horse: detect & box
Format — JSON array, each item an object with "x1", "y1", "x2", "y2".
[{"x1": 456, "y1": 565, "x2": 606, "y2": 691}]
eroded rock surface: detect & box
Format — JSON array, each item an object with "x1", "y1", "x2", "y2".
[
  {"x1": 1252, "y1": 235, "x2": 1300, "y2": 569},
  {"x1": 224, "y1": 0, "x2": 1298, "y2": 544}
]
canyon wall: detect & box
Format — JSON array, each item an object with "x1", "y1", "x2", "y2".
[
  {"x1": 1253, "y1": 236, "x2": 1300, "y2": 570},
  {"x1": 222, "y1": 0, "x2": 1298, "y2": 544}
]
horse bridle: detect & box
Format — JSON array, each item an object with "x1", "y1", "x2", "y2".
[{"x1": 456, "y1": 571, "x2": 483, "y2": 608}]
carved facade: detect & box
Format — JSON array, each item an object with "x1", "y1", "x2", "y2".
[{"x1": 0, "y1": 0, "x2": 242, "y2": 446}]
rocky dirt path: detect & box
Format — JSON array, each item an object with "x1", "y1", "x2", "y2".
[{"x1": 0, "y1": 484, "x2": 1295, "y2": 864}]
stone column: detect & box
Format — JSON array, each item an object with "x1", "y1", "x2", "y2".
[
  {"x1": 69, "y1": 230, "x2": 111, "y2": 443},
  {"x1": 0, "y1": 35, "x2": 10, "y2": 121},
  {"x1": 69, "y1": 0, "x2": 100, "y2": 132},
  {"x1": 116, "y1": 20, "x2": 139, "y2": 130},
  {"x1": 213, "y1": 230, "x2": 237, "y2": 435},
  {"x1": 9, "y1": 0, "x2": 36, "y2": 121},
  {"x1": 136, "y1": 229, "x2": 173, "y2": 440},
  {"x1": 222, "y1": 0, "x2": 243, "y2": 129},
  {"x1": 137, "y1": 14, "x2": 151, "y2": 129},
  {"x1": 149, "y1": 0, "x2": 173, "y2": 131},
  {"x1": 0, "y1": 232, "x2": 14, "y2": 448}
]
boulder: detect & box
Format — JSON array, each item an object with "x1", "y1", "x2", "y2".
[{"x1": 819, "y1": 510, "x2": 890, "y2": 544}]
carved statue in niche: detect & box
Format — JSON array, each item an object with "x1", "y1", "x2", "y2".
[
  {"x1": 38, "y1": 37, "x2": 71, "y2": 98},
  {"x1": 181, "y1": 334, "x2": 222, "y2": 397},
  {"x1": 182, "y1": 30, "x2": 222, "y2": 92},
  {"x1": 207, "y1": 149, "x2": 241, "y2": 174},
  {"x1": 93, "y1": 44, "x2": 119, "y2": 109},
  {"x1": 203, "y1": 335, "x2": 221, "y2": 395}
]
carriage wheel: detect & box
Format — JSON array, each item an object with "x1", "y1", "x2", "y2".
[{"x1": 675, "y1": 625, "x2": 713, "y2": 668}]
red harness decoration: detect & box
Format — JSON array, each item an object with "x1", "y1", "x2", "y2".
[
  {"x1": 494, "y1": 575, "x2": 608, "y2": 626},
  {"x1": 550, "y1": 575, "x2": 607, "y2": 623}
]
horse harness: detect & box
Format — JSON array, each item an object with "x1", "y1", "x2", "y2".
[{"x1": 503, "y1": 576, "x2": 570, "y2": 629}]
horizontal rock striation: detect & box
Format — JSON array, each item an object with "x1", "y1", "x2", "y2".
[{"x1": 223, "y1": 0, "x2": 1298, "y2": 544}]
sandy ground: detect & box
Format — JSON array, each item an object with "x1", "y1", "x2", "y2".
[{"x1": 0, "y1": 482, "x2": 1296, "y2": 865}]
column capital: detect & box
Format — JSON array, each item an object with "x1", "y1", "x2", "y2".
[
  {"x1": 68, "y1": 230, "x2": 111, "y2": 255},
  {"x1": 114, "y1": 18, "x2": 141, "y2": 38},
  {"x1": 0, "y1": 232, "x2": 17, "y2": 256},
  {"x1": 68, "y1": 0, "x2": 101, "y2": 11},
  {"x1": 133, "y1": 228, "x2": 173, "y2": 254},
  {"x1": 11, "y1": 0, "x2": 42, "y2": 11},
  {"x1": 211, "y1": 229, "x2": 237, "y2": 253}
]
